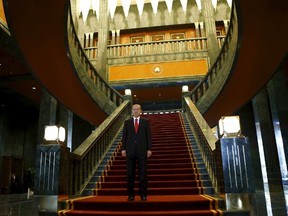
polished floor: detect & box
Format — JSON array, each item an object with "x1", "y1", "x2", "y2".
[{"x1": 0, "y1": 186, "x2": 287, "y2": 216}]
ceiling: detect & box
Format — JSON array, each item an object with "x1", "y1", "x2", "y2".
[{"x1": 0, "y1": 47, "x2": 41, "y2": 109}]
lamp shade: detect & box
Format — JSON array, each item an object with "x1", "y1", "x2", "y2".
[
  {"x1": 218, "y1": 116, "x2": 241, "y2": 138},
  {"x1": 44, "y1": 125, "x2": 66, "y2": 143},
  {"x1": 124, "y1": 89, "x2": 132, "y2": 95},
  {"x1": 182, "y1": 85, "x2": 189, "y2": 92}
]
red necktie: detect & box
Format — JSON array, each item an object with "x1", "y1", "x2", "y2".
[{"x1": 135, "y1": 119, "x2": 138, "y2": 133}]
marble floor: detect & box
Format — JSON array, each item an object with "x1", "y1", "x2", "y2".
[
  {"x1": 0, "y1": 188, "x2": 287, "y2": 216},
  {"x1": 0, "y1": 193, "x2": 37, "y2": 216}
]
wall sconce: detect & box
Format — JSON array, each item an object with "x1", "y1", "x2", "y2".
[
  {"x1": 218, "y1": 116, "x2": 242, "y2": 138},
  {"x1": 44, "y1": 125, "x2": 66, "y2": 144},
  {"x1": 182, "y1": 85, "x2": 189, "y2": 92},
  {"x1": 125, "y1": 89, "x2": 132, "y2": 95}
]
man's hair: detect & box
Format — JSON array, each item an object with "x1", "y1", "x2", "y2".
[{"x1": 132, "y1": 104, "x2": 142, "y2": 110}]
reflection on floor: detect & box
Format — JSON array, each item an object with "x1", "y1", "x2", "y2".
[{"x1": 0, "y1": 188, "x2": 287, "y2": 216}]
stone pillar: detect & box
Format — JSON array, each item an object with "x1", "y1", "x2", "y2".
[
  {"x1": 252, "y1": 89, "x2": 287, "y2": 216},
  {"x1": 199, "y1": 22, "x2": 205, "y2": 37},
  {"x1": 37, "y1": 89, "x2": 57, "y2": 146},
  {"x1": 58, "y1": 104, "x2": 73, "y2": 149},
  {"x1": 35, "y1": 91, "x2": 72, "y2": 215},
  {"x1": 111, "y1": 30, "x2": 116, "y2": 45},
  {"x1": 201, "y1": 0, "x2": 219, "y2": 65},
  {"x1": 0, "y1": 112, "x2": 4, "y2": 174},
  {"x1": 236, "y1": 103, "x2": 265, "y2": 191},
  {"x1": 84, "y1": 33, "x2": 89, "y2": 48},
  {"x1": 116, "y1": 29, "x2": 121, "y2": 44},
  {"x1": 34, "y1": 144, "x2": 70, "y2": 215},
  {"x1": 223, "y1": 20, "x2": 229, "y2": 35},
  {"x1": 96, "y1": 0, "x2": 109, "y2": 80},
  {"x1": 267, "y1": 68, "x2": 288, "y2": 176},
  {"x1": 215, "y1": 137, "x2": 254, "y2": 193},
  {"x1": 194, "y1": 22, "x2": 201, "y2": 37}
]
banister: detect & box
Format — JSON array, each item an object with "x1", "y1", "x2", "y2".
[
  {"x1": 68, "y1": 100, "x2": 131, "y2": 195},
  {"x1": 183, "y1": 96, "x2": 219, "y2": 194},
  {"x1": 66, "y1": 2, "x2": 123, "y2": 111}
]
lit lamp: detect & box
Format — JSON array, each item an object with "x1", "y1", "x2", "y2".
[
  {"x1": 44, "y1": 125, "x2": 66, "y2": 144},
  {"x1": 182, "y1": 85, "x2": 189, "y2": 92},
  {"x1": 218, "y1": 116, "x2": 242, "y2": 138},
  {"x1": 124, "y1": 89, "x2": 132, "y2": 95}
]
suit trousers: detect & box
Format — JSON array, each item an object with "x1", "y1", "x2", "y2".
[{"x1": 126, "y1": 154, "x2": 148, "y2": 197}]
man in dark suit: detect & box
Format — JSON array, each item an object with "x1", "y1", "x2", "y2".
[{"x1": 121, "y1": 104, "x2": 152, "y2": 201}]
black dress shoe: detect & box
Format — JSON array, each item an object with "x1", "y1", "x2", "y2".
[
  {"x1": 128, "y1": 196, "x2": 134, "y2": 201},
  {"x1": 140, "y1": 196, "x2": 147, "y2": 201}
]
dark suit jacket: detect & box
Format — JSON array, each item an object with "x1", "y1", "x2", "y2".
[{"x1": 122, "y1": 117, "x2": 152, "y2": 157}]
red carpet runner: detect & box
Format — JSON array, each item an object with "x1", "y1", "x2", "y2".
[{"x1": 59, "y1": 113, "x2": 222, "y2": 215}]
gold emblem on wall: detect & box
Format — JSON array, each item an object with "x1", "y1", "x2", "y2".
[{"x1": 152, "y1": 64, "x2": 164, "y2": 75}]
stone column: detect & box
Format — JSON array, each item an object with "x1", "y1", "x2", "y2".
[
  {"x1": 58, "y1": 104, "x2": 73, "y2": 149},
  {"x1": 37, "y1": 89, "x2": 57, "y2": 146},
  {"x1": 215, "y1": 137, "x2": 254, "y2": 193},
  {"x1": 116, "y1": 29, "x2": 121, "y2": 44},
  {"x1": 111, "y1": 30, "x2": 116, "y2": 45},
  {"x1": 223, "y1": 20, "x2": 229, "y2": 35},
  {"x1": 252, "y1": 89, "x2": 287, "y2": 216},
  {"x1": 35, "y1": 90, "x2": 71, "y2": 215},
  {"x1": 194, "y1": 22, "x2": 200, "y2": 37},
  {"x1": 236, "y1": 103, "x2": 265, "y2": 192},
  {"x1": 201, "y1": 0, "x2": 219, "y2": 65},
  {"x1": 0, "y1": 112, "x2": 4, "y2": 174},
  {"x1": 267, "y1": 67, "x2": 288, "y2": 176},
  {"x1": 96, "y1": 0, "x2": 109, "y2": 81}
]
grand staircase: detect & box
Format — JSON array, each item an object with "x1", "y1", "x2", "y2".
[{"x1": 59, "y1": 113, "x2": 222, "y2": 215}]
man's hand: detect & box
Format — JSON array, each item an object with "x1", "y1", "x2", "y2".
[
  {"x1": 147, "y1": 150, "x2": 152, "y2": 158},
  {"x1": 121, "y1": 150, "x2": 126, "y2": 157}
]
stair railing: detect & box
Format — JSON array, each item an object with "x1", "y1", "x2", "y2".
[
  {"x1": 189, "y1": 1, "x2": 240, "y2": 114},
  {"x1": 183, "y1": 96, "x2": 219, "y2": 194},
  {"x1": 68, "y1": 100, "x2": 131, "y2": 195},
  {"x1": 66, "y1": 3, "x2": 123, "y2": 114}
]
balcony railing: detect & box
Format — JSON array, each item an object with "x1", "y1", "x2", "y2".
[
  {"x1": 67, "y1": 4, "x2": 123, "y2": 111},
  {"x1": 83, "y1": 36, "x2": 225, "y2": 64}
]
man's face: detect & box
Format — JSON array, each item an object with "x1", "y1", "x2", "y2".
[{"x1": 132, "y1": 104, "x2": 141, "y2": 117}]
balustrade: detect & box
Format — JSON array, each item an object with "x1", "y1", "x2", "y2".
[
  {"x1": 67, "y1": 7, "x2": 123, "y2": 108},
  {"x1": 83, "y1": 37, "x2": 210, "y2": 61},
  {"x1": 189, "y1": 2, "x2": 238, "y2": 113},
  {"x1": 183, "y1": 96, "x2": 219, "y2": 194},
  {"x1": 68, "y1": 101, "x2": 131, "y2": 195}
]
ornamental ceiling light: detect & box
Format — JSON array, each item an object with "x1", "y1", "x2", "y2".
[
  {"x1": 122, "y1": 0, "x2": 131, "y2": 17},
  {"x1": 80, "y1": 0, "x2": 91, "y2": 22},
  {"x1": 180, "y1": 0, "x2": 188, "y2": 12},
  {"x1": 165, "y1": 0, "x2": 173, "y2": 13},
  {"x1": 151, "y1": 0, "x2": 159, "y2": 15},
  {"x1": 136, "y1": 0, "x2": 145, "y2": 16},
  {"x1": 195, "y1": 0, "x2": 202, "y2": 11},
  {"x1": 109, "y1": 0, "x2": 118, "y2": 18},
  {"x1": 92, "y1": 0, "x2": 100, "y2": 20}
]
